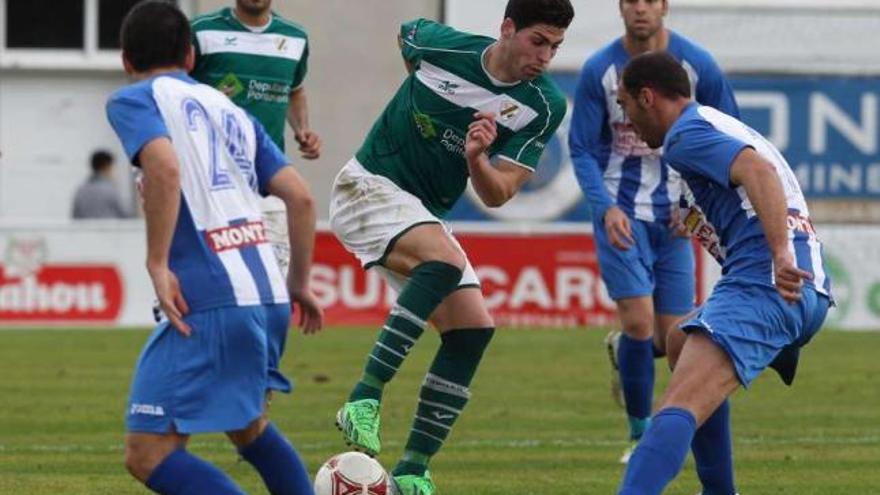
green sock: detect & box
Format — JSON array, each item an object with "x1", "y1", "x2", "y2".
[
  {"x1": 393, "y1": 328, "x2": 494, "y2": 476},
  {"x1": 348, "y1": 261, "x2": 463, "y2": 402}
]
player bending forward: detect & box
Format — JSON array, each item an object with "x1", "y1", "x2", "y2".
[{"x1": 615, "y1": 51, "x2": 832, "y2": 495}]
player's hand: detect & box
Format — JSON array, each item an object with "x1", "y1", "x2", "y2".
[
  {"x1": 148, "y1": 265, "x2": 191, "y2": 336},
  {"x1": 465, "y1": 112, "x2": 498, "y2": 160},
  {"x1": 669, "y1": 206, "x2": 690, "y2": 238},
  {"x1": 291, "y1": 287, "x2": 324, "y2": 334},
  {"x1": 773, "y1": 251, "x2": 813, "y2": 304},
  {"x1": 604, "y1": 206, "x2": 634, "y2": 250},
  {"x1": 295, "y1": 128, "x2": 321, "y2": 160}
]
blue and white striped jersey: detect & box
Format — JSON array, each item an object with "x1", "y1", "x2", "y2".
[
  {"x1": 569, "y1": 31, "x2": 739, "y2": 224},
  {"x1": 106, "y1": 71, "x2": 290, "y2": 312},
  {"x1": 664, "y1": 103, "x2": 831, "y2": 297}
]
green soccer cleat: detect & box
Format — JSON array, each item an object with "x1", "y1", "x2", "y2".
[
  {"x1": 393, "y1": 471, "x2": 436, "y2": 495},
  {"x1": 335, "y1": 398, "x2": 382, "y2": 456}
]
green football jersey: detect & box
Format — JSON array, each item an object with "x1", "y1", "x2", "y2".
[
  {"x1": 356, "y1": 18, "x2": 567, "y2": 218},
  {"x1": 190, "y1": 7, "x2": 308, "y2": 151}
]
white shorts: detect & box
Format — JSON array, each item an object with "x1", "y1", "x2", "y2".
[
  {"x1": 328, "y1": 158, "x2": 479, "y2": 292},
  {"x1": 263, "y1": 210, "x2": 290, "y2": 277}
]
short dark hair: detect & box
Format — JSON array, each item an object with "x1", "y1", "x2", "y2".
[
  {"x1": 504, "y1": 0, "x2": 575, "y2": 30},
  {"x1": 91, "y1": 150, "x2": 115, "y2": 173},
  {"x1": 120, "y1": 0, "x2": 191, "y2": 72},
  {"x1": 621, "y1": 51, "x2": 692, "y2": 100}
]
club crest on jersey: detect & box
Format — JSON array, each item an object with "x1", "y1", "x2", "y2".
[
  {"x1": 206, "y1": 221, "x2": 267, "y2": 252},
  {"x1": 500, "y1": 102, "x2": 520, "y2": 120}
]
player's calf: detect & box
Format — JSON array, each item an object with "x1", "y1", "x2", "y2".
[
  {"x1": 235, "y1": 421, "x2": 313, "y2": 495},
  {"x1": 124, "y1": 432, "x2": 184, "y2": 482}
]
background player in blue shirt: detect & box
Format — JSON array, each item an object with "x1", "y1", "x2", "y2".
[
  {"x1": 106, "y1": 2, "x2": 322, "y2": 494},
  {"x1": 614, "y1": 51, "x2": 832, "y2": 495},
  {"x1": 568, "y1": 0, "x2": 739, "y2": 464}
]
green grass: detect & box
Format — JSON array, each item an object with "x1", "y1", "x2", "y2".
[{"x1": 0, "y1": 327, "x2": 878, "y2": 494}]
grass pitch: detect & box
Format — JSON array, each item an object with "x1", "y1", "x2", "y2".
[{"x1": 0, "y1": 327, "x2": 877, "y2": 494}]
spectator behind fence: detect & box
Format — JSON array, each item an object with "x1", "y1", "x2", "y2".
[{"x1": 71, "y1": 150, "x2": 132, "y2": 219}]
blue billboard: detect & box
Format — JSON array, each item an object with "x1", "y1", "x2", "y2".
[{"x1": 448, "y1": 74, "x2": 880, "y2": 222}]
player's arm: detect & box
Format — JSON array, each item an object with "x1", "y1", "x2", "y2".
[
  {"x1": 464, "y1": 112, "x2": 532, "y2": 207},
  {"x1": 287, "y1": 87, "x2": 321, "y2": 159},
  {"x1": 729, "y1": 148, "x2": 811, "y2": 303},
  {"x1": 106, "y1": 90, "x2": 188, "y2": 334},
  {"x1": 569, "y1": 62, "x2": 633, "y2": 249},
  {"x1": 398, "y1": 34, "x2": 415, "y2": 74},
  {"x1": 139, "y1": 138, "x2": 191, "y2": 335},
  {"x1": 398, "y1": 18, "x2": 453, "y2": 75},
  {"x1": 286, "y1": 39, "x2": 320, "y2": 160},
  {"x1": 569, "y1": 62, "x2": 616, "y2": 221}
]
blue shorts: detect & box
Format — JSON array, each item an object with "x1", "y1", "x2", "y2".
[
  {"x1": 126, "y1": 304, "x2": 291, "y2": 434},
  {"x1": 681, "y1": 278, "x2": 830, "y2": 387},
  {"x1": 594, "y1": 218, "x2": 695, "y2": 315}
]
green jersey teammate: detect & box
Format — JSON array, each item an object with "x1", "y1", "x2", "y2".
[
  {"x1": 190, "y1": 0, "x2": 320, "y2": 275},
  {"x1": 329, "y1": 1, "x2": 574, "y2": 493}
]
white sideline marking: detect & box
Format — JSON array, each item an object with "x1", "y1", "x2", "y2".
[{"x1": 2, "y1": 435, "x2": 877, "y2": 454}]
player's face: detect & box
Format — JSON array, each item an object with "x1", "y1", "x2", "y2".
[
  {"x1": 620, "y1": 0, "x2": 667, "y2": 41},
  {"x1": 503, "y1": 20, "x2": 566, "y2": 80},
  {"x1": 617, "y1": 86, "x2": 665, "y2": 148},
  {"x1": 236, "y1": 0, "x2": 271, "y2": 16}
]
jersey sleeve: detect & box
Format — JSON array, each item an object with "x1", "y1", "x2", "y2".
[
  {"x1": 292, "y1": 39, "x2": 309, "y2": 89},
  {"x1": 495, "y1": 91, "x2": 566, "y2": 171},
  {"x1": 665, "y1": 118, "x2": 750, "y2": 189},
  {"x1": 694, "y1": 54, "x2": 740, "y2": 119},
  {"x1": 568, "y1": 61, "x2": 615, "y2": 221},
  {"x1": 105, "y1": 86, "x2": 169, "y2": 167},
  {"x1": 249, "y1": 113, "x2": 290, "y2": 197},
  {"x1": 399, "y1": 18, "x2": 461, "y2": 67}
]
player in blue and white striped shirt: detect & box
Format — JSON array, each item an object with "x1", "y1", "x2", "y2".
[
  {"x1": 568, "y1": 0, "x2": 739, "y2": 465},
  {"x1": 615, "y1": 51, "x2": 832, "y2": 495},
  {"x1": 106, "y1": 3, "x2": 322, "y2": 494}
]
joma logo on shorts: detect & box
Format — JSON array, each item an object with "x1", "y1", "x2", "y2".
[
  {"x1": 206, "y1": 221, "x2": 267, "y2": 252},
  {"x1": 130, "y1": 403, "x2": 165, "y2": 416}
]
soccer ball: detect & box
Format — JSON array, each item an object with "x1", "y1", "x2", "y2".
[{"x1": 314, "y1": 451, "x2": 392, "y2": 495}]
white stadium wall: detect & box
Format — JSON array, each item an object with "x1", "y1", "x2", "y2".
[
  {"x1": 0, "y1": 0, "x2": 442, "y2": 222},
  {"x1": 444, "y1": 0, "x2": 880, "y2": 74}
]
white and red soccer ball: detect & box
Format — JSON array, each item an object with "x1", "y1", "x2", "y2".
[{"x1": 313, "y1": 451, "x2": 392, "y2": 495}]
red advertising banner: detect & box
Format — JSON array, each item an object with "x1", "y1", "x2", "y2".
[
  {"x1": 311, "y1": 231, "x2": 668, "y2": 328},
  {"x1": 0, "y1": 265, "x2": 124, "y2": 324}
]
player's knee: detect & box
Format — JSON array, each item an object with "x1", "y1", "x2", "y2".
[
  {"x1": 226, "y1": 414, "x2": 269, "y2": 449},
  {"x1": 620, "y1": 319, "x2": 653, "y2": 340},
  {"x1": 432, "y1": 246, "x2": 466, "y2": 272},
  {"x1": 124, "y1": 439, "x2": 164, "y2": 482},
  {"x1": 665, "y1": 328, "x2": 687, "y2": 370}
]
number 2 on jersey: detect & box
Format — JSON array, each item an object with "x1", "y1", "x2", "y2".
[{"x1": 182, "y1": 98, "x2": 255, "y2": 191}]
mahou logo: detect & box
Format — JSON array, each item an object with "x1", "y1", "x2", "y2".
[{"x1": 0, "y1": 237, "x2": 123, "y2": 323}]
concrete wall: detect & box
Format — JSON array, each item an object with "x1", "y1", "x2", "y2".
[
  {"x1": 0, "y1": 71, "x2": 132, "y2": 219},
  {"x1": 0, "y1": 0, "x2": 441, "y2": 221}
]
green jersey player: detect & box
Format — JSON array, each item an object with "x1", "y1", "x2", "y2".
[
  {"x1": 329, "y1": 1, "x2": 574, "y2": 493},
  {"x1": 190, "y1": 0, "x2": 320, "y2": 275}
]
